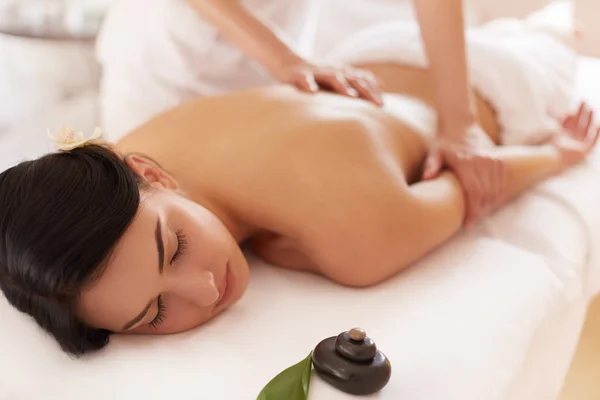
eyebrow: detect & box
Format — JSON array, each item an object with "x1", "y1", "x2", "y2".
[
  {"x1": 155, "y1": 217, "x2": 165, "y2": 274},
  {"x1": 121, "y1": 217, "x2": 164, "y2": 331},
  {"x1": 122, "y1": 301, "x2": 153, "y2": 331}
]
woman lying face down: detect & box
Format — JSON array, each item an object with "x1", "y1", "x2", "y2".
[
  {"x1": 0, "y1": 76, "x2": 597, "y2": 356},
  {"x1": 0, "y1": 145, "x2": 251, "y2": 355}
]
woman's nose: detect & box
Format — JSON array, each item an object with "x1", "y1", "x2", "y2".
[{"x1": 172, "y1": 269, "x2": 220, "y2": 307}]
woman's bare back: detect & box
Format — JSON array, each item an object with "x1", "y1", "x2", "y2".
[
  {"x1": 116, "y1": 64, "x2": 498, "y2": 199},
  {"x1": 117, "y1": 85, "x2": 427, "y2": 177},
  {"x1": 115, "y1": 84, "x2": 435, "y2": 278}
]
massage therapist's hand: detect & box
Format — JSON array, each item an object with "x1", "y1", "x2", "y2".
[
  {"x1": 273, "y1": 57, "x2": 384, "y2": 106},
  {"x1": 412, "y1": 0, "x2": 507, "y2": 225},
  {"x1": 422, "y1": 124, "x2": 506, "y2": 227},
  {"x1": 184, "y1": 0, "x2": 384, "y2": 106}
]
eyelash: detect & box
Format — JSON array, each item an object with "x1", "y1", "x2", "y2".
[
  {"x1": 147, "y1": 230, "x2": 187, "y2": 329},
  {"x1": 147, "y1": 230, "x2": 186, "y2": 329},
  {"x1": 171, "y1": 229, "x2": 187, "y2": 264},
  {"x1": 148, "y1": 296, "x2": 166, "y2": 329}
]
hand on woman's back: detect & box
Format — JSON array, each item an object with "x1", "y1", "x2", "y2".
[
  {"x1": 274, "y1": 58, "x2": 385, "y2": 106},
  {"x1": 421, "y1": 102, "x2": 600, "y2": 227},
  {"x1": 422, "y1": 124, "x2": 506, "y2": 227}
]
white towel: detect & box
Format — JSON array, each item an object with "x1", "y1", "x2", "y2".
[{"x1": 326, "y1": 19, "x2": 579, "y2": 145}]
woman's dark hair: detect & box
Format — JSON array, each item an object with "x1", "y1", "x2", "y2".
[{"x1": 0, "y1": 144, "x2": 142, "y2": 356}]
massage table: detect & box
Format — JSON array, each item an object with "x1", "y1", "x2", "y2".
[{"x1": 0, "y1": 56, "x2": 598, "y2": 400}]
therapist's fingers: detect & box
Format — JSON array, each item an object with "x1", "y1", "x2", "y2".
[
  {"x1": 351, "y1": 69, "x2": 384, "y2": 106},
  {"x1": 422, "y1": 147, "x2": 444, "y2": 180},
  {"x1": 316, "y1": 72, "x2": 358, "y2": 98},
  {"x1": 362, "y1": 71, "x2": 383, "y2": 105},
  {"x1": 467, "y1": 168, "x2": 487, "y2": 226},
  {"x1": 562, "y1": 103, "x2": 583, "y2": 131},
  {"x1": 581, "y1": 107, "x2": 594, "y2": 139},
  {"x1": 461, "y1": 169, "x2": 484, "y2": 228},
  {"x1": 347, "y1": 76, "x2": 383, "y2": 106},
  {"x1": 479, "y1": 157, "x2": 503, "y2": 216},
  {"x1": 576, "y1": 101, "x2": 586, "y2": 121},
  {"x1": 293, "y1": 72, "x2": 319, "y2": 93},
  {"x1": 367, "y1": 77, "x2": 385, "y2": 105},
  {"x1": 494, "y1": 157, "x2": 507, "y2": 211}
]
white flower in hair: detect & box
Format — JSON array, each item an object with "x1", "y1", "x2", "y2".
[{"x1": 47, "y1": 126, "x2": 102, "y2": 151}]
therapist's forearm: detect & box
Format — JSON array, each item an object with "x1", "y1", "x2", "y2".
[
  {"x1": 414, "y1": 0, "x2": 476, "y2": 137},
  {"x1": 186, "y1": 0, "x2": 302, "y2": 75}
]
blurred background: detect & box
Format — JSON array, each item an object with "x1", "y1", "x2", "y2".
[{"x1": 0, "y1": 0, "x2": 595, "y2": 171}]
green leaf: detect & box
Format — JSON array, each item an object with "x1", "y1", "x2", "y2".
[{"x1": 257, "y1": 351, "x2": 313, "y2": 400}]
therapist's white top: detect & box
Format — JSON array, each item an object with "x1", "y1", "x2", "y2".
[{"x1": 96, "y1": 0, "x2": 318, "y2": 139}]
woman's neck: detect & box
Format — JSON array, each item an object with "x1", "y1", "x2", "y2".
[{"x1": 193, "y1": 193, "x2": 257, "y2": 243}]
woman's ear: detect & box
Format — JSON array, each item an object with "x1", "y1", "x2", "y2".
[{"x1": 124, "y1": 154, "x2": 179, "y2": 190}]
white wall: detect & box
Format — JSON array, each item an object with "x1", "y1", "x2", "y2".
[
  {"x1": 321, "y1": 0, "x2": 599, "y2": 57},
  {"x1": 468, "y1": 0, "x2": 600, "y2": 57},
  {"x1": 469, "y1": 0, "x2": 555, "y2": 21}
]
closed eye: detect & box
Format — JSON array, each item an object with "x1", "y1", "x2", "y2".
[
  {"x1": 171, "y1": 229, "x2": 187, "y2": 264},
  {"x1": 148, "y1": 296, "x2": 166, "y2": 329}
]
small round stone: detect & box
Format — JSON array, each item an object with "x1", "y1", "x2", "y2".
[
  {"x1": 349, "y1": 328, "x2": 366, "y2": 341},
  {"x1": 335, "y1": 332, "x2": 376, "y2": 361},
  {"x1": 312, "y1": 335, "x2": 392, "y2": 396}
]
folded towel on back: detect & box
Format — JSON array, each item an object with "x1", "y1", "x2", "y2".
[{"x1": 326, "y1": 18, "x2": 579, "y2": 145}]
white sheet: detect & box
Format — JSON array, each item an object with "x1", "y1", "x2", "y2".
[
  {"x1": 0, "y1": 237, "x2": 566, "y2": 400},
  {"x1": 0, "y1": 156, "x2": 595, "y2": 400},
  {"x1": 475, "y1": 57, "x2": 600, "y2": 400}
]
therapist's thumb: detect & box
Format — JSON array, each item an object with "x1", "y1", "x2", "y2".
[{"x1": 422, "y1": 149, "x2": 443, "y2": 180}]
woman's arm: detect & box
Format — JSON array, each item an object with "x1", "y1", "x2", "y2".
[
  {"x1": 323, "y1": 145, "x2": 568, "y2": 287},
  {"x1": 322, "y1": 106, "x2": 598, "y2": 287},
  {"x1": 185, "y1": 0, "x2": 383, "y2": 104}
]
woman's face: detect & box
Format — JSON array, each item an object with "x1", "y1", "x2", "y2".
[{"x1": 78, "y1": 159, "x2": 250, "y2": 335}]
